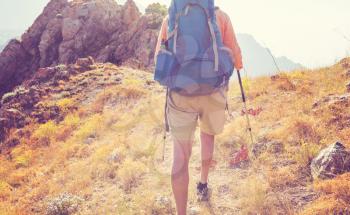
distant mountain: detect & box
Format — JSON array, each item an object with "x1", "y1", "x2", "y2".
[{"x1": 237, "y1": 33, "x2": 303, "y2": 77}]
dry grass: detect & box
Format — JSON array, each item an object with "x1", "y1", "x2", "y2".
[
  {"x1": 267, "y1": 166, "x2": 298, "y2": 189},
  {"x1": 301, "y1": 173, "x2": 350, "y2": 215},
  {"x1": 238, "y1": 175, "x2": 271, "y2": 214},
  {"x1": 117, "y1": 158, "x2": 147, "y2": 192},
  {"x1": 31, "y1": 120, "x2": 59, "y2": 146}
]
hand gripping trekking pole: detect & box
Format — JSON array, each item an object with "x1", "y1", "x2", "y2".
[{"x1": 237, "y1": 70, "x2": 254, "y2": 146}]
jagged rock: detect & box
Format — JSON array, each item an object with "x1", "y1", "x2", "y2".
[
  {"x1": 0, "y1": 0, "x2": 68, "y2": 97},
  {"x1": 252, "y1": 140, "x2": 284, "y2": 156},
  {"x1": 31, "y1": 67, "x2": 57, "y2": 84},
  {"x1": 0, "y1": 39, "x2": 32, "y2": 97},
  {"x1": 75, "y1": 56, "x2": 95, "y2": 72},
  {"x1": 122, "y1": 0, "x2": 141, "y2": 26},
  {"x1": 310, "y1": 142, "x2": 350, "y2": 180},
  {"x1": 347, "y1": 82, "x2": 350, "y2": 92},
  {"x1": 0, "y1": 0, "x2": 163, "y2": 98}
]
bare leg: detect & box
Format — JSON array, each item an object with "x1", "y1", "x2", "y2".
[
  {"x1": 172, "y1": 140, "x2": 192, "y2": 215},
  {"x1": 200, "y1": 132, "x2": 215, "y2": 184}
]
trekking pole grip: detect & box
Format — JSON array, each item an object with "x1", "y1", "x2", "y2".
[{"x1": 237, "y1": 70, "x2": 246, "y2": 103}]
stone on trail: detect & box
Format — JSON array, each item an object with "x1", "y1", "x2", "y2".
[
  {"x1": 310, "y1": 142, "x2": 350, "y2": 180},
  {"x1": 188, "y1": 206, "x2": 201, "y2": 215}
]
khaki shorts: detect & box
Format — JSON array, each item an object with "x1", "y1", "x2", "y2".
[{"x1": 167, "y1": 88, "x2": 227, "y2": 142}]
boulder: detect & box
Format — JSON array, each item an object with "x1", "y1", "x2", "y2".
[
  {"x1": 75, "y1": 57, "x2": 95, "y2": 70},
  {"x1": 30, "y1": 67, "x2": 57, "y2": 84},
  {"x1": 310, "y1": 142, "x2": 350, "y2": 180}
]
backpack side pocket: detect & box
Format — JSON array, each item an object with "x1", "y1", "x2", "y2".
[
  {"x1": 154, "y1": 49, "x2": 179, "y2": 87},
  {"x1": 218, "y1": 46, "x2": 235, "y2": 78}
]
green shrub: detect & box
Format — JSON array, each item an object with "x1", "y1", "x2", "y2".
[{"x1": 145, "y1": 3, "x2": 167, "y2": 16}]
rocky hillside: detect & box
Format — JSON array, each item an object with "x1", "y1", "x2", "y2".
[
  {"x1": 0, "y1": 54, "x2": 350, "y2": 214},
  {"x1": 0, "y1": 0, "x2": 163, "y2": 98}
]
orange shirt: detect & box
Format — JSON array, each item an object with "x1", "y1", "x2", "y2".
[{"x1": 155, "y1": 9, "x2": 243, "y2": 70}]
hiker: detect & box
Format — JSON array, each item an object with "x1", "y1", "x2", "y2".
[{"x1": 154, "y1": 0, "x2": 243, "y2": 214}]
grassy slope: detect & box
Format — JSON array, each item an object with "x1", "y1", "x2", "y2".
[{"x1": 0, "y1": 59, "x2": 350, "y2": 214}]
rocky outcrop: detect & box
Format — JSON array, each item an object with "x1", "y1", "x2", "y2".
[
  {"x1": 0, "y1": 0, "x2": 163, "y2": 98},
  {"x1": 310, "y1": 142, "x2": 350, "y2": 180}
]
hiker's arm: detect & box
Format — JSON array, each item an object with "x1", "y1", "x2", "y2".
[
  {"x1": 154, "y1": 17, "x2": 168, "y2": 64},
  {"x1": 222, "y1": 15, "x2": 243, "y2": 70}
]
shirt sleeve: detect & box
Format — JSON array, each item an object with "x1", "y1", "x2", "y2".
[
  {"x1": 154, "y1": 17, "x2": 168, "y2": 64},
  {"x1": 220, "y1": 12, "x2": 243, "y2": 70}
]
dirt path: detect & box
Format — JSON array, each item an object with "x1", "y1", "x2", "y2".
[{"x1": 151, "y1": 132, "x2": 253, "y2": 214}]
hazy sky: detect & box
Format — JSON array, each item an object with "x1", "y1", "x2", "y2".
[{"x1": 0, "y1": 0, "x2": 349, "y2": 68}]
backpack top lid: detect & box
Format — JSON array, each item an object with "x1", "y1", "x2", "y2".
[{"x1": 169, "y1": 0, "x2": 216, "y2": 27}]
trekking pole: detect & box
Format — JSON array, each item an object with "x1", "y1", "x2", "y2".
[
  {"x1": 237, "y1": 70, "x2": 254, "y2": 146},
  {"x1": 162, "y1": 89, "x2": 170, "y2": 161}
]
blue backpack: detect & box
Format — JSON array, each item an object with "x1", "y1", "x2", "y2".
[{"x1": 154, "y1": 0, "x2": 234, "y2": 96}]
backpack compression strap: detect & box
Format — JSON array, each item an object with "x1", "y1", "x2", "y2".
[{"x1": 167, "y1": 3, "x2": 219, "y2": 72}]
